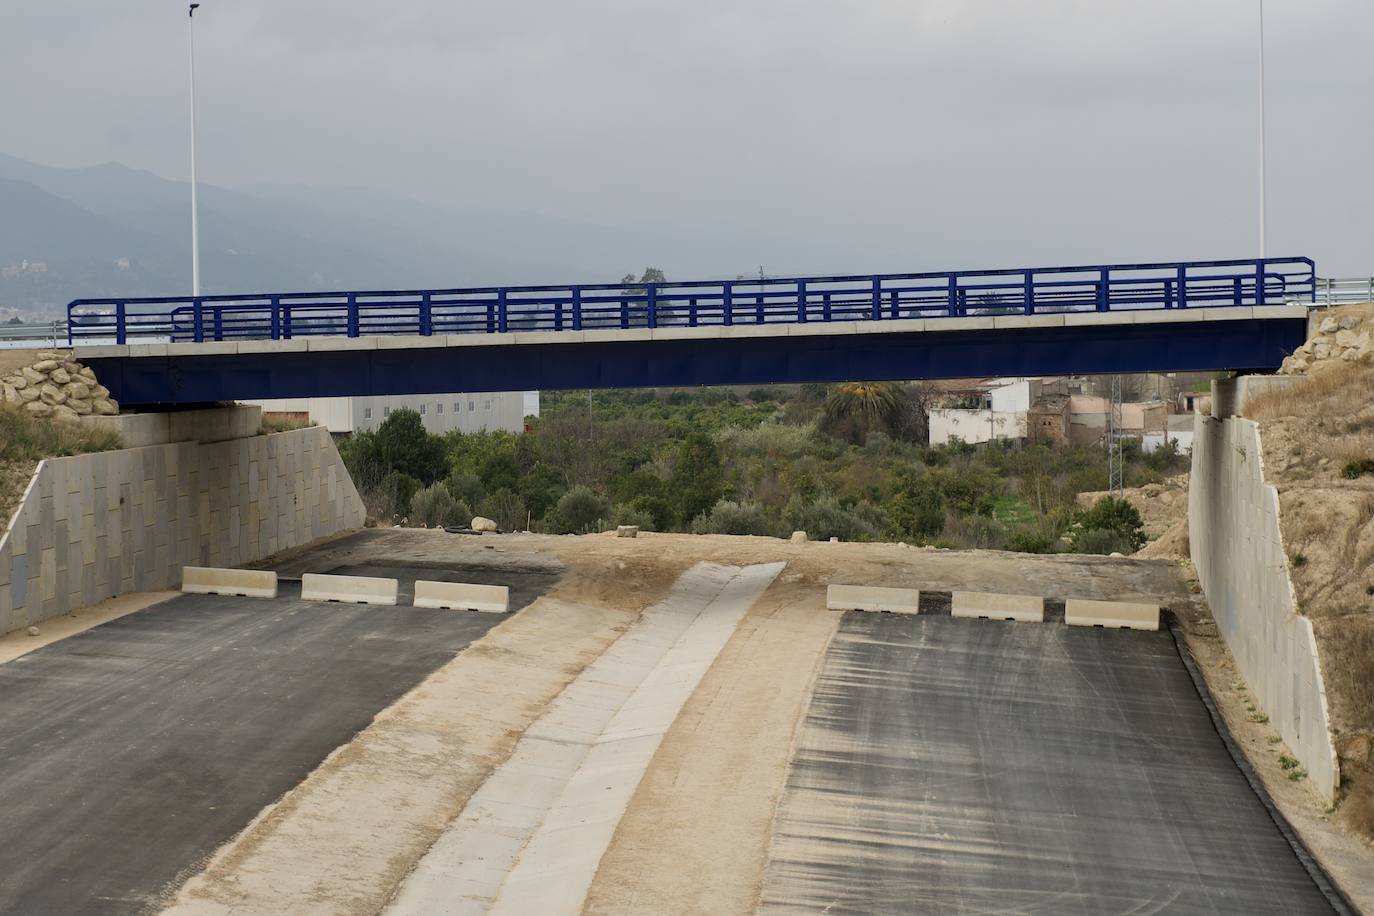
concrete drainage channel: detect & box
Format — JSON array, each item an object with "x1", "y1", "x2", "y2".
[{"x1": 385, "y1": 561, "x2": 785, "y2": 916}]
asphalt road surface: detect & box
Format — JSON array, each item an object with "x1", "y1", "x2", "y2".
[
  {"x1": 760, "y1": 613, "x2": 1335, "y2": 915},
  {"x1": 0, "y1": 595, "x2": 502, "y2": 915}
]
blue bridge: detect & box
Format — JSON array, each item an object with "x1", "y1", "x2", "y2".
[{"x1": 69, "y1": 257, "x2": 1315, "y2": 406}]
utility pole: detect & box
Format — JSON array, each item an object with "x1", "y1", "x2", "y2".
[
  {"x1": 188, "y1": 3, "x2": 204, "y2": 296},
  {"x1": 1108, "y1": 375, "x2": 1124, "y2": 496},
  {"x1": 1257, "y1": 0, "x2": 1268, "y2": 258}
]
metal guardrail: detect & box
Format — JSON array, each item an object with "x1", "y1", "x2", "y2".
[
  {"x1": 0, "y1": 320, "x2": 67, "y2": 347},
  {"x1": 66, "y1": 257, "x2": 1317, "y2": 345},
  {"x1": 1314, "y1": 277, "x2": 1374, "y2": 306}
]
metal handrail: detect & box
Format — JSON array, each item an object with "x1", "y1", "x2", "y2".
[
  {"x1": 1314, "y1": 277, "x2": 1374, "y2": 305},
  {"x1": 0, "y1": 320, "x2": 67, "y2": 346},
  {"x1": 66, "y1": 256, "x2": 1317, "y2": 345}
]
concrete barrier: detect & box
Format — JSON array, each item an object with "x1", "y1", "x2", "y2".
[
  {"x1": 413, "y1": 580, "x2": 510, "y2": 613},
  {"x1": 951, "y1": 591, "x2": 1044, "y2": 623},
  {"x1": 301, "y1": 573, "x2": 399, "y2": 606},
  {"x1": 182, "y1": 566, "x2": 278, "y2": 599},
  {"x1": 826, "y1": 584, "x2": 920, "y2": 615},
  {"x1": 1064, "y1": 598, "x2": 1159, "y2": 631}
]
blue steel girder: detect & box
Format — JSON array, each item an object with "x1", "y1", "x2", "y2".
[{"x1": 85, "y1": 316, "x2": 1307, "y2": 407}]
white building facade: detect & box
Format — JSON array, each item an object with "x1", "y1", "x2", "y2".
[{"x1": 249, "y1": 391, "x2": 536, "y2": 435}]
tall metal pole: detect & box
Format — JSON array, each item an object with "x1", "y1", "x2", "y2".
[
  {"x1": 189, "y1": 3, "x2": 202, "y2": 296},
  {"x1": 1257, "y1": 0, "x2": 1267, "y2": 258}
]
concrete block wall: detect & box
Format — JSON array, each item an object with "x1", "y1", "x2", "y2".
[
  {"x1": 1190, "y1": 412, "x2": 1340, "y2": 801},
  {"x1": 0, "y1": 425, "x2": 365, "y2": 635}
]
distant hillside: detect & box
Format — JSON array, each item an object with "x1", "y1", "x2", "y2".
[{"x1": 0, "y1": 153, "x2": 697, "y2": 318}]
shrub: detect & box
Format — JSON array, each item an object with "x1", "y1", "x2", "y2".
[
  {"x1": 690, "y1": 500, "x2": 776, "y2": 537},
  {"x1": 888, "y1": 471, "x2": 945, "y2": 539},
  {"x1": 1072, "y1": 527, "x2": 1136, "y2": 555},
  {"x1": 627, "y1": 495, "x2": 676, "y2": 531},
  {"x1": 784, "y1": 494, "x2": 879, "y2": 542},
  {"x1": 611, "y1": 504, "x2": 656, "y2": 531},
  {"x1": 478, "y1": 488, "x2": 527, "y2": 532},
  {"x1": 940, "y1": 513, "x2": 1007, "y2": 550},
  {"x1": 1342, "y1": 458, "x2": 1374, "y2": 479},
  {"x1": 1074, "y1": 496, "x2": 1146, "y2": 551},
  {"x1": 556, "y1": 485, "x2": 609, "y2": 534},
  {"x1": 670, "y1": 431, "x2": 725, "y2": 523},
  {"x1": 372, "y1": 408, "x2": 448, "y2": 483},
  {"x1": 747, "y1": 386, "x2": 784, "y2": 402},
  {"x1": 374, "y1": 471, "x2": 420, "y2": 519},
  {"x1": 409, "y1": 483, "x2": 471, "y2": 528},
  {"x1": 1007, "y1": 527, "x2": 1057, "y2": 554},
  {"x1": 446, "y1": 471, "x2": 485, "y2": 508}
]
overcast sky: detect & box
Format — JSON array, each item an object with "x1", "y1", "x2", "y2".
[{"x1": 4, "y1": 0, "x2": 1372, "y2": 275}]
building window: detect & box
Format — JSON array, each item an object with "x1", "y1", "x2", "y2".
[
  {"x1": 468, "y1": 400, "x2": 475, "y2": 411},
  {"x1": 419, "y1": 403, "x2": 427, "y2": 416},
  {"x1": 484, "y1": 399, "x2": 492, "y2": 410},
  {"x1": 363, "y1": 407, "x2": 372, "y2": 420},
  {"x1": 383, "y1": 406, "x2": 391, "y2": 417},
  {"x1": 436, "y1": 402, "x2": 444, "y2": 415},
  {"x1": 454, "y1": 402, "x2": 460, "y2": 413}
]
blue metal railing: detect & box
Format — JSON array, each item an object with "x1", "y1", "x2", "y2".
[{"x1": 65, "y1": 257, "x2": 1315, "y2": 346}]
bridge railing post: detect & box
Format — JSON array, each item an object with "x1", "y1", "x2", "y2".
[
  {"x1": 1255, "y1": 260, "x2": 1266, "y2": 306},
  {"x1": 1023, "y1": 270, "x2": 1034, "y2": 315},
  {"x1": 572, "y1": 287, "x2": 583, "y2": 331},
  {"x1": 1177, "y1": 264, "x2": 1188, "y2": 308},
  {"x1": 647, "y1": 283, "x2": 658, "y2": 328},
  {"x1": 1232, "y1": 278, "x2": 1242, "y2": 307},
  {"x1": 1164, "y1": 280, "x2": 1174, "y2": 309},
  {"x1": 797, "y1": 280, "x2": 807, "y2": 323},
  {"x1": 116, "y1": 302, "x2": 127, "y2": 345},
  {"x1": 420, "y1": 291, "x2": 433, "y2": 336},
  {"x1": 193, "y1": 298, "x2": 204, "y2": 341},
  {"x1": 871, "y1": 278, "x2": 881, "y2": 321},
  {"x1": 722, "y1": 281, "x2": 733, "y2": 326},
  {"x1": 498, "y1": 289, "x2": 508, "y2": 333},
  {"x1": 212, "y1": 305, "x2": 223, "y2": 341},
  {"x1": 347, "y1": 294, "x2": 359, "y2": 338},
  {"x1": 947, "y1": 275, "x2": 957, "y2": 316},
  {"x1": 270, "y1": 296, "x2": 281, "y2": 339},
  {"x1": 823, "y1": 292, "x2": 832, "y2": 321},
  {"x1": 1096, "y1": 268, "x2": 1109, "y2": 312},
  {"x1": 282, "y1": 302, "x2": 293, "y2": 339},
  {"x1": 689, "y1": 296, "x2": 698, "y2": 327}
]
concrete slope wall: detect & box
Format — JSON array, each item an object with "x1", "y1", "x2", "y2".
[
  {"x1": 0, "y1": 426, "x2": 365, "y2": 636},
  {"x1": 1190, "y1": 412, "x2": 1339, "y2": 801}
]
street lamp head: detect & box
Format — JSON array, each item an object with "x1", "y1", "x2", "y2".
[{"x1": 189, "y1": 3, "x2": 200, "y2": 17}]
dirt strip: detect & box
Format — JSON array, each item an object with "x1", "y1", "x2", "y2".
[{"x1": 583, "y1": 573, "x2": 842, "y2": 915}]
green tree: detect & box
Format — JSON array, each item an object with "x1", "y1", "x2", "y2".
[
  {"x1": 669, "y1": 430, "x2": 725, "y2": 523},
  {"x1": 556, "y1": 485, "x2": 609, "y2": 534},
  {"x1": 888, "y1": 470, "x2": 945, "y2": 539},
  {"x1": 374, "y1": 408, "x2": 447, "y2": 484},
  {"x1": 1072, "y1": 496, "x2": 1146, "y2": 552},
  {"x1": 409, "y1": 482, "x2": 471, "y2": 528}
]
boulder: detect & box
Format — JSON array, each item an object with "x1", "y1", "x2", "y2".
[
  {"x1": 65, "y1": 380, "x2": 91, "y2": 400},
  {"x1": 93, "y1": 398, "x2": 118, "y2": 416},
  {"x1": 21, "y1": 367, "x2": 44, "y2": 385},
  {"x1": 32, "y1": 359, "x2": 59, "y2": 373},
  {"x1": 51, "y1": 404, "x2": 81, "y2": 425},
  {"x1": 66, "y1": 397, "x2": 93, "y2": 415},
  {"x1": 1313, "y1": 343, "x2": 1332, "y2": 360},
  {"x1": 471, "y1": 516, "x2": 499, "y2": 533},
  {"x1": 39, "y1": 383, "x2": 66, "y2": 405},
  {"x1": 1319, "y1": 316, "x2": 1339, "y2": 334},
  {"x1": 92, "y1": 384, "x2": 110, "y2": 399},
  {"x1": 6, "y1": 374, "x2": 27, "y2": 390},
  {"x1": 1335, "y1": 329, "x2": 1360, "y2": 349},
  {"x1": 24, "y1": 401, "x2": 53, "y2": 417},
  {"x1": 61, "y1": 361, "x2": 80, "y2": 375},
  {"x1": 50, "y1": 367, "x2": 71, "y2": 385},
  {"x1": 1339, "y1": 315, "x2": 1362, "y2": 331},
  {"x1": 18, "y1": 385, "x2": 40, "y2": 403},
  {"x1": 616, "y1": 525, "x2": 639, "y2": 538},
  {"x1": 790, "y1": 530, "x2": 809, "y2": 543},
  {"x1": 77, "y1": 366, "x2": 97, "y2": 382},
  {"x1": 2, "y1": 383, "x2": 21, "y2": 406},
  {"x1": 1341, "y1": 349, "x2": 1359, "y2": 362}
]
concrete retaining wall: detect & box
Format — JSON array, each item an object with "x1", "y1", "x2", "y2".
[
  {"x1": 0, "y1": 425, "x2": 365, "y2": 635},
  {"x1": 1190, "y1": 411, "x2": 1340, "y2": 801}
]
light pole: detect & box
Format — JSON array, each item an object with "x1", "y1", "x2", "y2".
[
  {"x1": 189, "y1": 2, "x2": 203, "y2": 296},
  {"x1": 1257, "y1": 0, "x2": 1268, "y2": 258}
]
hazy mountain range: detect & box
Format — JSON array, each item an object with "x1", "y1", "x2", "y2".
[{"x1": 0, "y1": 152, "x2": 712, "y2": 318}]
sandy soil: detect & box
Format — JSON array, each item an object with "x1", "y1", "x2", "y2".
[{"x1": 583, "y1": 576, "x2": 841, "y2": 915}]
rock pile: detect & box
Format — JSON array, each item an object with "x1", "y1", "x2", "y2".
[
  {"x1": 1279, "y1": 313, "x2": 1373, "y2": 375},
  {"x1": 1, "y1": 350, "x2": 119, "y2": 423}
]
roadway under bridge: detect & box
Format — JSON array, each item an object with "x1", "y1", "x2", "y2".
[{"x1": 66, "y1": 258, "x2": 1314, "y2": 405}]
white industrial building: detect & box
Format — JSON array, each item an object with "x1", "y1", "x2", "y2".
[{"x1": 248, "y1": 391, "x2": 536, "y2": 435}]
